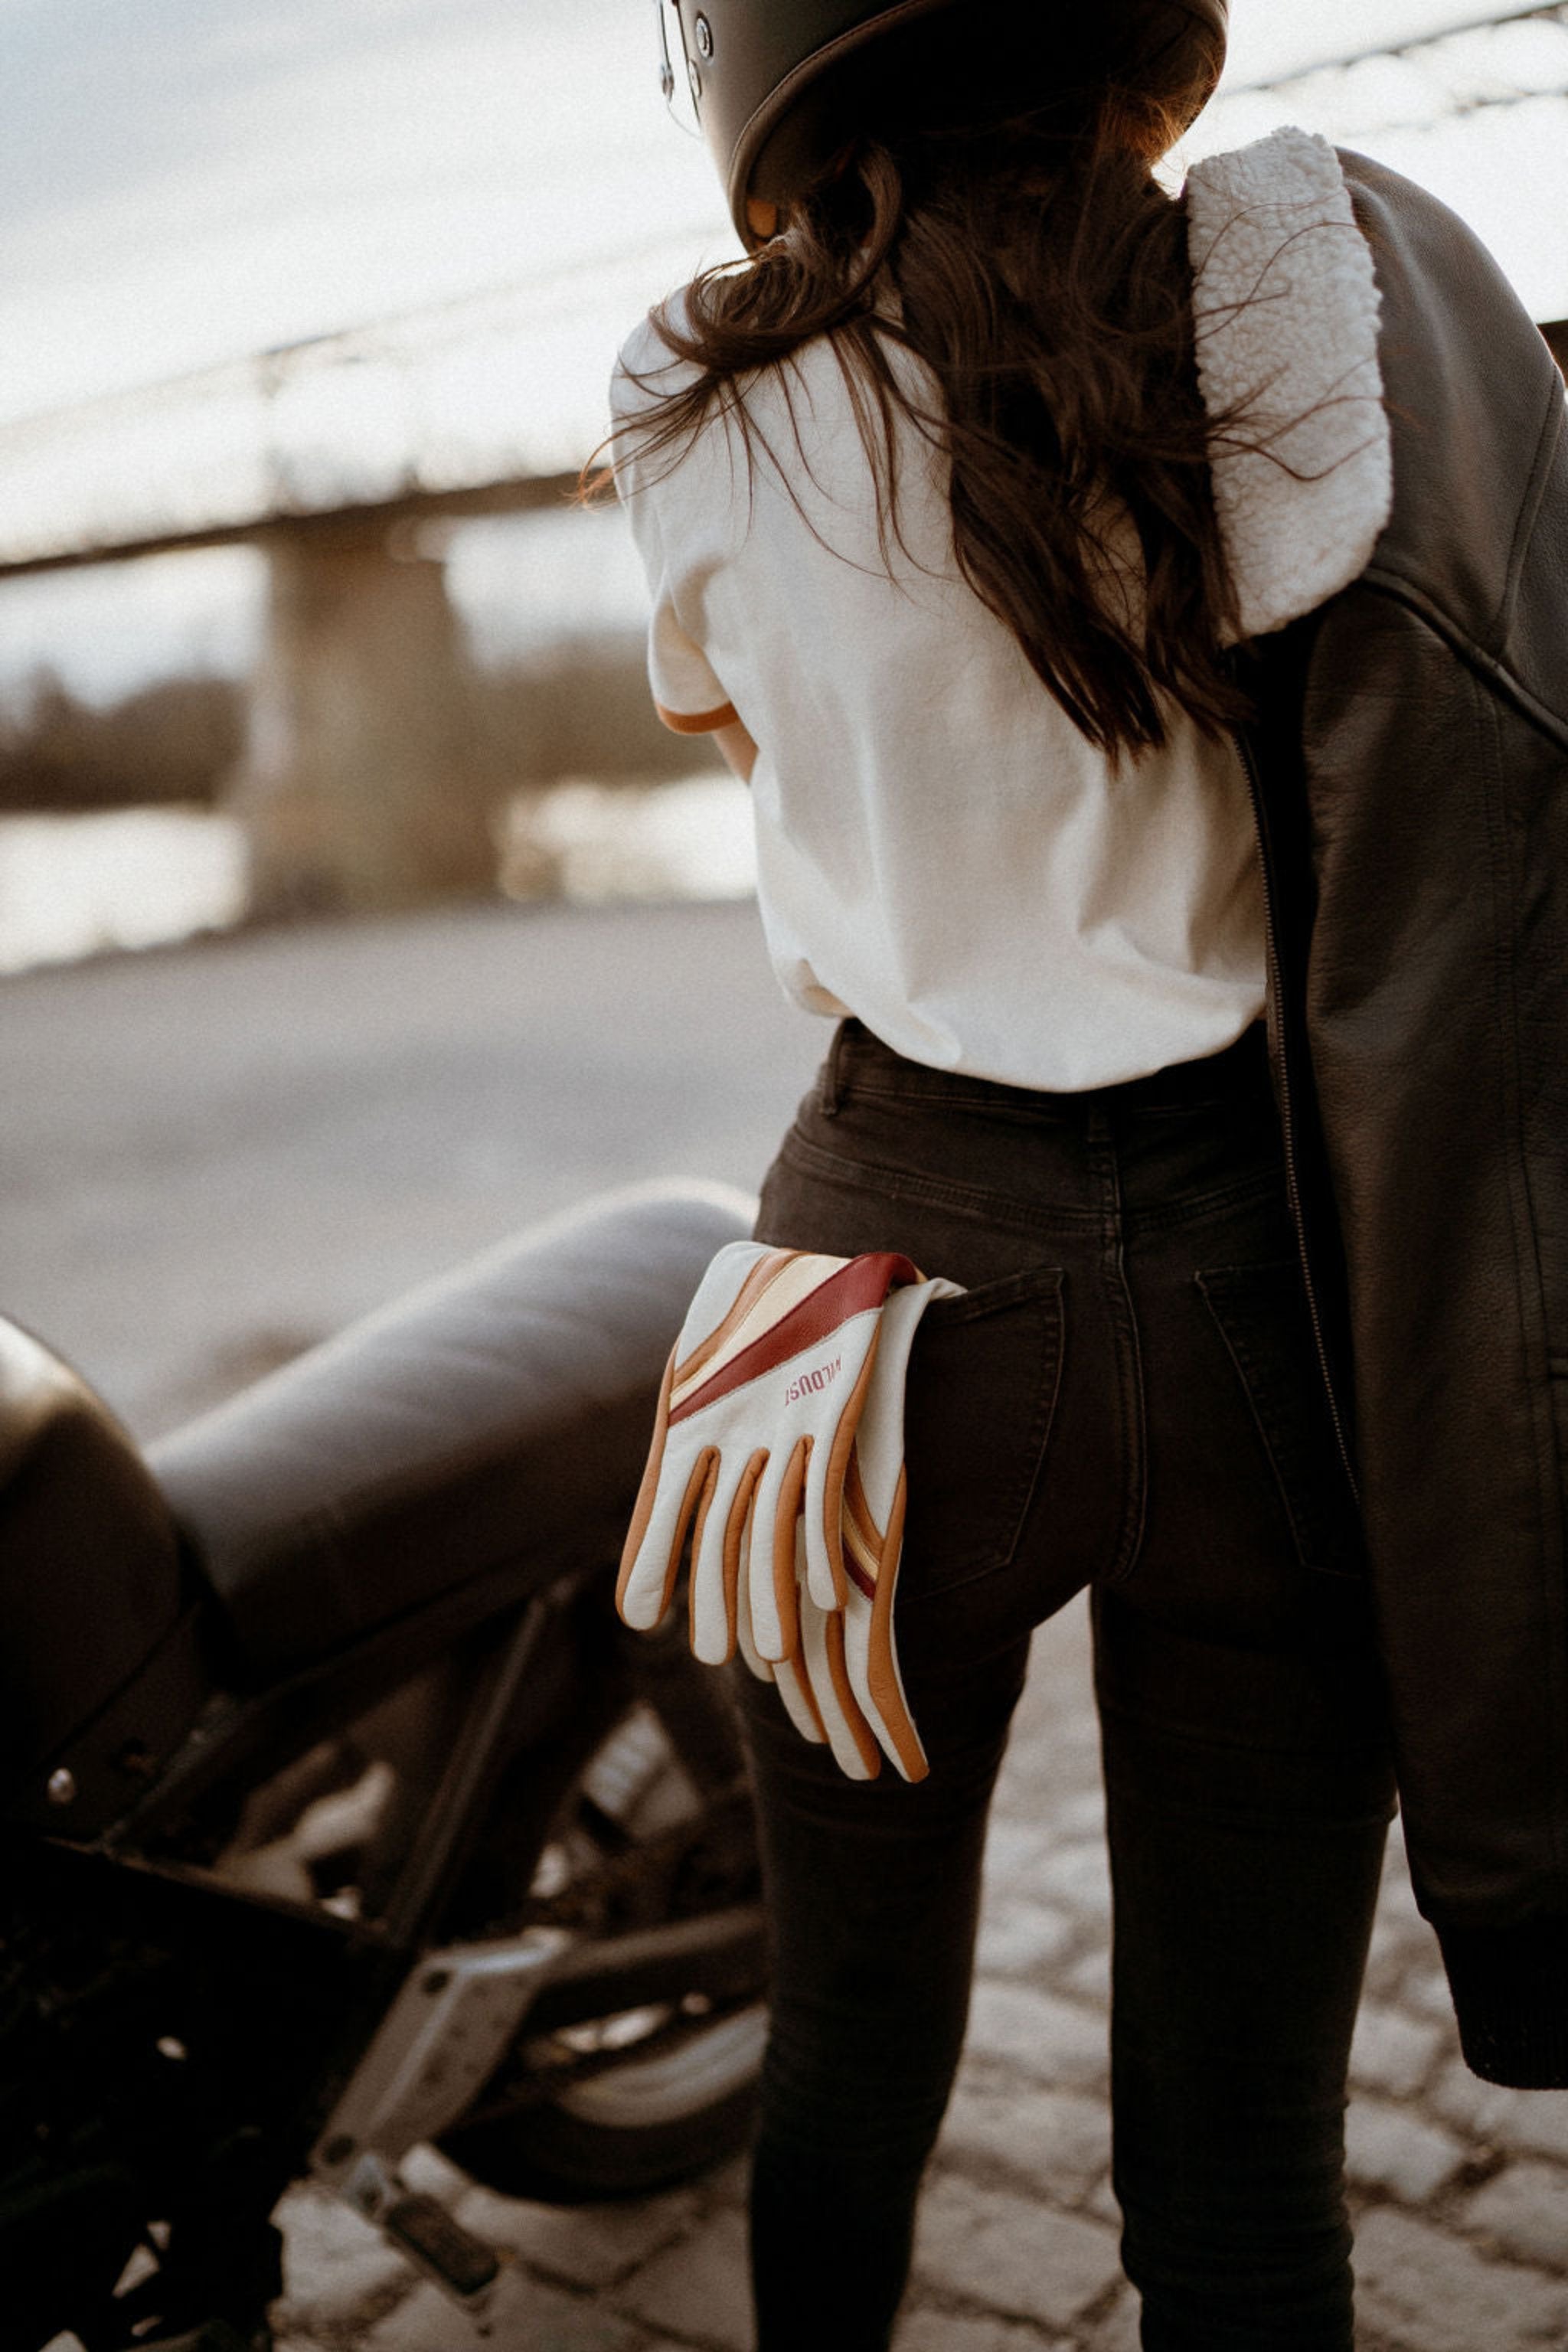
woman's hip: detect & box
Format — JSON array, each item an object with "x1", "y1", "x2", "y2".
[{"x1": 753, "y1": 1017, "x2": 1369, "y2": 1655}]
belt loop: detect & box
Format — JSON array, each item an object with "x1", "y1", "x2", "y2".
[{"x1": 818, "y1": 1021, "x2": 852, "y2": 1118}]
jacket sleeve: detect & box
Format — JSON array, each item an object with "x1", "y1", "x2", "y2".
[{"x1": 1292, "y1": 156, "x2": 1568, "y2": 2088}]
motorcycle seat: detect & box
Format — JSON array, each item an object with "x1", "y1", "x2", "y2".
[{"x1": 148, "y1": 1181, "x2": 753, "y2": 1681}]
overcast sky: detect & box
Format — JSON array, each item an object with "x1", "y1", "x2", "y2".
[
  {"x1": 0, "y1": 0, "x2": 727, "y2": 427},
  {"x1": 2, "y1": 0, "x2": 1564, "y2": 433},
  {"x1": 1, "y1": 0, "x2": 1564, "y2": 700}
]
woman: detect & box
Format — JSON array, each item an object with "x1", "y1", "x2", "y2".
[{"x1": 604, "y1": 5, "x2": 1568, "y2": 2344}]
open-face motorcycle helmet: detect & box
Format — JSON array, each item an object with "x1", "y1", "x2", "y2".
[{"x1": 657, "y1": 0, "x2": 1229, "y2": 245}]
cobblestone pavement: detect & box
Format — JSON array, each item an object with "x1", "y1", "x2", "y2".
[{"x1": 267, "y1": 1591, "x2": 1568, "y2": 2352}]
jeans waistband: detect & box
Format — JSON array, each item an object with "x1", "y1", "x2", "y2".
[{"x1": 818, "y1": 1018, "x2": 1272, "y2": 1123}]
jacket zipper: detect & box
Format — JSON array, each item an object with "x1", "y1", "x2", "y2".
[{"x1": 1233, "y1": 727, "x2": 1362, "y2": 1507}]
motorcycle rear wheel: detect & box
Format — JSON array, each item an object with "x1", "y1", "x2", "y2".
[
  {"x1": 439, "y1": 1628, "x2": 769, "y2": 2203},
  {"x1": 440, "y1": 2007, "x2": 766, "y2": 2202}
]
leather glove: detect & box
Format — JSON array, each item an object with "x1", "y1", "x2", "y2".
[
  {"x1": 733, "y1": 1277, "x2": 947, "y2": 1782},
  {"x1": 616, "y1": 1241, "x2": 928, "y2": 1665},
  {"x1": 620, "y1": 1240, "x2": 959, "y2": 1782},
  {"x1": 736, "y1": 1519, "x2": 883, "y2": 1780}
]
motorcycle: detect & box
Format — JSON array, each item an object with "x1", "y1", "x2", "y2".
[{"x1": 0, "y1": 1179, "x2": 766, "y2": 2352}]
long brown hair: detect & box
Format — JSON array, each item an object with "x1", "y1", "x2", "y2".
[{"x1": 596, "y1": 59, "x2": 1252, "y2": 763}]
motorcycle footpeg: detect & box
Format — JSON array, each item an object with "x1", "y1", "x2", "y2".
[
  {"x1": 311, "y1": 1932, "x2": 573, "y2": 2318},
  {"x1": 384, "y1": 2192, "x2": 500, "y2": 2300},
  {"x1": 325, "y1": 2149, "x2": 505, "y2": 2318}
]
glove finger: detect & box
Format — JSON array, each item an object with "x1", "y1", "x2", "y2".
[
  {"x1": 773, "y1": 1649, "x2": 830, "y2": 1743},
  {"x1": 848, "y1": 1279, "x2": 942, "y2": 1530},
  {"x1": 616, "y1": 1345, "x2": 688, "y2": 1630},
  {"x1": 802, "y1": 1333, "x2": 880, "y2": 1614},
  {"x1": 626, "y1": 1246, "x2": 801, "y2": 1635},
  {"x1": 746, "y1": 1436, "x2": 810, "y2": 1662},
  {"x1": 734, "y1": 1521, "x2": 776, "y2": 1684},
  {"x1": 622, "y1": 1444, "x2": 714, "y2": 1632},
  {"x1": 844, "y1": 1460, "x2": 929, "y2": 1782},
  {"x1": 689, "y1": 1447, "x2": 767, "y2": 1665},
  {"x1": 798, "y1": 1596, "x2": 881, "y2": 1780}
]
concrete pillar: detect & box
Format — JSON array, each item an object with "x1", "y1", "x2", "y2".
[{"x1": 230, "y1": 518, "x2": 498, "y2": 916}]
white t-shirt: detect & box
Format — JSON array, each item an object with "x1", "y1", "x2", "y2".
[{"x1": 610, "y1": 299, "x2": 1266, "y2": 1093}]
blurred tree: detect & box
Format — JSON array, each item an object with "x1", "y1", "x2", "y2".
[
  {"x1": 0, "y1": 667, "x2": 244, "y2": 813},
  {"x1": 0, "y1": 629, "x2": 710, "y2": 841},
  {"x1": 473, "y1": 630, "x2": 702, "y2": 790}
]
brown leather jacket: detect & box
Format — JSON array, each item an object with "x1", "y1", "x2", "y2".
[{"x1": 1236, "y1": 150, "x2": 1568, "y2": 2089}]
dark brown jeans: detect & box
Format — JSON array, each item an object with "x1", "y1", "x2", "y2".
[{"x1": 740, "y1": 1018, "x2": 1396, "y2": 2351}]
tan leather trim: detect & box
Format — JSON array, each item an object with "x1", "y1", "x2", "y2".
[
  {"x1": 675, "y1": 1250, "x2": 797, "y2": 1393},
  {"x1": 616, "y1": 1344, "x2": 679, "y2": 1621},
  {"x1": 843, "y1": 1450, "x2": 880, "y2": 1582},
  {"x1": 842, "y1": 1514, "x2": 879, "y2": 1588},
  {"x1": 684, "y1": 1451, "x2": 718, "y2": 1577},
  {"x1": 676, "y1": 1449, "x2": 719, "y2": 1619},
  {"x1": 820, "y1": 1335, "x2": 880, "y2": 1607},
  {"x1": 867, "y1": 1470, "x2": 929, "y2": 1782},
  {"x1": 779, "y1": 1651, "x2": 829, "y2": 1746},
  {"x1": 710, "y1": 1448, "x2": 768, "y2": 1668},
  {"x1": 655, "y1": 698, "x2": 740, "y2": 736},
  {"x1": 823, "y1": 1609, "x2": 883, "y2": 1779},
  {"x1": 770, "y1": 1437, "x2": 811, "y2": 1662}
]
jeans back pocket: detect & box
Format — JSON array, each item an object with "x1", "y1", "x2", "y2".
[
  {"x1": 900, "y1": 1266, "x2": 1066, "y2": 1602},
  {"x1": 1196, "y1": 1263, "x2": 1364, "y2": 1579}
]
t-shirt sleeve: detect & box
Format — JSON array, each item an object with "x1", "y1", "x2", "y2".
[
  {"x1": 609, "y1": 325, "x2": 740, "y2": 737},
  {"x1": 645, "y1": 559, "x2": 737, "y2": 733}
]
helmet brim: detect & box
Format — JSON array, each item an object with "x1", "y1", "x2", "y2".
[{"x1": 707, "y1": 0, "x2": 1228, "y2": 247}]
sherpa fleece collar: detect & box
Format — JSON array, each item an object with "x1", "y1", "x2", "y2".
[{"x1": 1187, "y1": 126, "x2": 1393, "y2": 642}]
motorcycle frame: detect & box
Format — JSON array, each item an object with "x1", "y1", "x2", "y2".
[
  {"x1": 8, "y1": 1566, "x2": 568, "y2": 2301},
  {"x1": 24, "y1": 1540, "x2": 764, "y2": 2325}
]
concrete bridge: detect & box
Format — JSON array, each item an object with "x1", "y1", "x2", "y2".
[
  {"x1": 0, "y1": 247, "x2": 698, "y2": 913},
  {"x1": 2, "y1": 9, "x2": 1566, "y2": 914}
]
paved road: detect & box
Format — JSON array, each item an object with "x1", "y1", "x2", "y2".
[
  {"x1": 8, "y1": 904, "x2": 1565, "y2": 2350},
  {"x1": 0, "y1": 898, "x2": 824, "y2": 1437}
]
